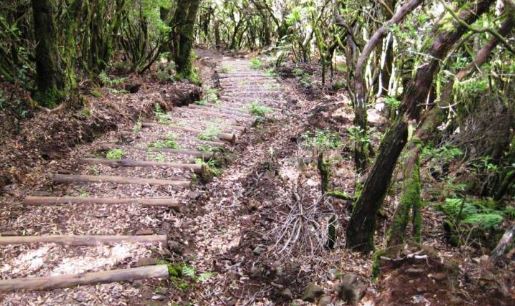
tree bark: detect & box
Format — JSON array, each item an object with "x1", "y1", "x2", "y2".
[
  {"x1": 352, "y1": 0, "x2": 424, "y2": 172},
  {"x1": 172, "y1": 0, "x2": 201, "y2": 78},
  {"x1": 346, "y1": 0, "x2": 495, "y2": 253},
  {"x1": 32, "y1": 0, "x2": 65, "y2": 107}
]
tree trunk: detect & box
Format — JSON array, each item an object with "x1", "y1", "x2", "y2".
[
  {"x1": 346, "y1": 0, "x2": 495, "y2": 253},
  {"x1": 352, "y1": 0, "x2": 423, "y2": 172},
  {"x1": 379, "y1": 0, "x2": 397, "y2": 96},
  {"x1": 172, "y1": 0, "x2": 201, "y2": 79},
  {"x1": 32, "y1": 0, "x2": 65, "y2": 107},
  {"x1": 387, "y1": 13, "x2": 514, "y2": 246}
]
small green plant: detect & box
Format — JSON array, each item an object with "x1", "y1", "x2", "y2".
[
  {"x1": 347, "y1": 126, "x2": 370, "y2": 147},
  {"x1": 149, "y1": 133, "x2": 179, "y2": 149},
  {"x1": 249, "y1": 102, "x2": 272, "y2": 117},
  {"x1": 153, "y1": 153, "x2": 166, "y2": 162},
  {"x1": 196, "y1": 158, "x2": 223, "y2": 177},
  {"x1": 438, "y1": 197, "x2": 507, "y2": 247},
  {"x1": 80, "y1": 106, "x2": 92, "y2": 117},
  {"x1": 154, "y1": 103, "x2": 172, "y2": 124},
  {"x1": 78, "y1": 188, "x2": 90, "y2": 197},
  {"x1": 220, "y1": 65, "x2": 231, "y2": 73},
  {"x1": 90, "y1": 88, "x2": 103, "y2": 98},
  {"x1": 292, "y1": 67, "x2": 304, "y2": 77},
  {"x1": 250, "y1": 58, "x2": 262, "y2": 70},
  {"x1": 421, "y1": 145, "x2": 463, "y2": 163},
  {"x1": 384, "y1": 96, "x2": 401, "y2": 111},
  {"x1": 133, "y1": 119, "x2": 142, "y2": 133},
  {"x1": 198, "y1": 144, "x2": 216, "y2": 152},
  {"x1": 265, "y1": 68, "x2": 276, "y2": 77},
  {"x1": 197, "y1": 87, "x2": 219, "y2": 105},
  {"x1": 158, "y1": 260, "x2": 214, "y2": 291},
  {"x1": 302, "y1": 129, "x2": 342, "y2": 151},
  {"x1": 198, "y1": 124, "x2": 221, "y2": 141},
  {"x1": 88, "y1": 165, "x2": 100, "y2": 176},
  {"x1": 106, "y1": 148, "x2": 124, "y2": 160},
  {"x1": 99, "y1": 71, "x2": 126, "y2": 87}
]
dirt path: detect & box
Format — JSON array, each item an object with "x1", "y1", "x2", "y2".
[{"x1": 0, "y1": 55, "x2": 286, "y2": 304}]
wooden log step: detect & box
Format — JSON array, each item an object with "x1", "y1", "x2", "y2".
[
  {"x1": 0, "y1": 265, "x2": 169, "y2": 291},
  {"x1": 142, "y1": 123, "x2": 237, "y2": 143},
  {"x1": 0, "y1": 234, "x2": 167, "y2": 246},
  {"x1": 170, "y1": 125, "x2": 237, "y2": 143},
  {"x1": 188, "y1": 104, "x2": 250, "y2": 118},
  {"x1": 145, "y1": 148, "x2": 214, "y2": 159},
  {"x1": 182, "y1": 109, "x2": 250, "y2": 123},
  {"x1": 53, "y1": 174, "x2": 191, "y2": 187},
  {"x1": 23, "y1": 196, "x2": 180, "y2": 208},
  {"x1": 81, "y1": 158, "x2": 203, "y2": 173}
]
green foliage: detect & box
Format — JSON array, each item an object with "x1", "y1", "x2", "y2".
[
  {"x1": 384, "y1": 96, "x2": 401, "y2": 111},
  {"x1": 106, "y1": 148, "x2": 124, "y2": 160},
  {"x1": 152, "y1": 153, "x2": 166, "y2": 162},
  {"x1": 98, "y1": 71, "x2": 126, "y2": 87},
  {"x1": 198, "y1": 144, "x2": 216, "y2": 153},
  {"x1": 438, "y1": 197, "x2": 507, "y2": 247},
  {"x1": 154, "y1": 103, "x2": 171, "y2": 124},
  {"x1": 248, "y1": 102, "x2": 272, "y2": 117},
  {"x1": 421, "y1": 145, "x2": 463, "y2": 163},
  {"x1": 157, "y1": 260, "x2": 213, "y2": 292},
  {"x1": 196, "y1": 158, "x2": 223, "y2": 177},
  {"x1": 149, "y1": 133, "x2": 179, "y2": 149},
  {"x1": 133, "y1": 119, "x2": 142, "y2": 133},
  {"x1": 265, "y1": 68, "x2": 277, "y2": 77},
  {"x1": 250, "y1": 58, "x2": 262, "y2": 70},
  {"x1": 347, "y1": 126, "x2": 370, "y2": 147},
  {"x1": 198, "y1": 124, "x2": 221, "y2": 141},
  {"x1": 197, "y1": 87, "x2": 219, "y2": 105},
  {"x1": 302, "y1": 129, "x2": 342, "y2": 151}
]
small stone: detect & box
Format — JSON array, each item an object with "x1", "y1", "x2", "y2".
[
  {"x1": 151, "y1": 294, "x2": 165, "y2": 301},
  {"x1": 302, "y1": 283, "x2": 324, "y2": 302},
  {"x1": 279, "y1": 288, "x2": 293, "y2": 300},
  {"x1": 135, "y1": 228, "x2": 154, "y2": 235},
  {"x1": 135, "y1": 257, "x2": 158, "y2": 267},
  {"x1": 405, "y1": 268, "x2": 425, "y2": 275},
  {"x1": 430, "y1": 272, "x2": 447, "y2": 281},
  {"x1": 168, "y1": 240, "x2": 184, "y2": 255},
  {"x1": 319, "y1": 295, "x2": 333, "y2": 306},
  {"x1": 337, "y1": 273, "x2": 366, "y2": 305},
  {"x1": 253, "y1": 245, "x2": 266, "y2": 255}
]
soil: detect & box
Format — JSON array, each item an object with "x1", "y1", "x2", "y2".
[{"x1": 0, "y1": 50, "x2": 513, "y2": 305}]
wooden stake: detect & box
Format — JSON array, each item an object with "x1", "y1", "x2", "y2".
[
  {"x1": 0, "y1": 265, "x2": 169, "y2": 291},
  {"x1": 53, "y1": 174, "x2": 190, "y2": 187},
  {"x1": 23, "y1": 196, "x2": 180, "y2": 208},
  {"x1": 81, "y1": 158, "x2": 203, "y2": 173},
  {"x1": 0, "y1": 234, "x2": 167, "y2": 246}
]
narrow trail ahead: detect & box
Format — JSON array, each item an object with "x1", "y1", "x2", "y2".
[{"x1": 0, "y1": 56, "x2": 285, "y2": 304}]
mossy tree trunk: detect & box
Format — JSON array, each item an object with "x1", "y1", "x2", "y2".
[
  {"x1": 387, "y1": 146, "x2": 422, "y2": 247},
  {"x1": 346, "y1": 0, "x2": 495, "y2": 253},
  {"x1": 387, "y1": 12, "x2": 514, "y2": 247},
  {"x1": 352, "y1": 0, "x2": 423, "y2": 173},
  {"x1": 32, "y1": 0, "x2": 65, "y2": 107},
  {"x1": 172, "y1": 0, "x2": 201, "y2": 79}
]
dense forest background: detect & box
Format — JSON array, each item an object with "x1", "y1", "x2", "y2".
[{"x1": 0, "y1": 0, "x2": 513, "y2": 303}]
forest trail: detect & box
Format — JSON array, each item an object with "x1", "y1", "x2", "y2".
[{"x1": 0, "y1": 56, "x2": 284, "y2": 304}]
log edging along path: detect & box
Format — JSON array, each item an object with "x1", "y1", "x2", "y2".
[
  {"x1": 0, "y1": 234, "x2": 168, "y2": 246},
  {"x1": 0, "y1": 265, "x2": 169, "y2": 291},
  {"x1": 23, "y1": 196, "x2": 180, "y2": 208},
  {"x1": 52, "y1": 174, "x2": 192, "y2": 187}
]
